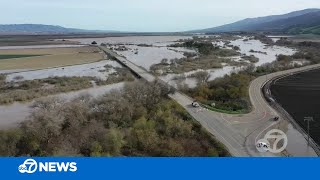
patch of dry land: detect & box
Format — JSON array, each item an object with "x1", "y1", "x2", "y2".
[{"x1": 0, "y1": 46, "x2": 104, "y2": 70}]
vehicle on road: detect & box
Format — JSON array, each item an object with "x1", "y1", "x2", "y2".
[
  {"x1": 192, "y1": 101, "x2": 200, "y2": 108},
  {"x1": 256, "y1": 141, "x2": 270, "y2": 152}
]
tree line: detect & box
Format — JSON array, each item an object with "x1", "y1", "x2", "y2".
[{"x1": 0, "y1": 81, "x2": 229, "y2": 157}]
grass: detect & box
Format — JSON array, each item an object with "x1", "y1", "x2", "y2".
[
  {"x1": 0, "y1": 54, "x2": 44, "y2": 60},
  {"x1": 288, "y1": 25, "x2": 320, "y2": 35},
  {"x1": 201, "y1": 104, "x2": 248, "y2": 114},
  {"x1": 0, "y1": 46, "x2": 104, "y2": 70}
]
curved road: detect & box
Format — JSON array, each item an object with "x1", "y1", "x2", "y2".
[{"x1": 100, "y1": 46, "x2": 320, "y2": 157}]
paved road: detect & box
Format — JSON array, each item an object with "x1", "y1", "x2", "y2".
[{"x1": 100, "y1": 46, "x2": 320, "y2": 157}]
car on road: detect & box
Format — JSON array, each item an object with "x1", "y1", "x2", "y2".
[
  {"x1": 256, "y1": 141, "x2": 270, "y2": 152},
  {"x1": 192, "y1": 101, "x2": 200, "y2": 108},
  {"x1": 273, "y1": 116, "x2": 279, "y2": 121}
]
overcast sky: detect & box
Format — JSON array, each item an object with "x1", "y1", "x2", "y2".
[{"x1": 0, "y1": 0, "x2": 319, "y2": 32}]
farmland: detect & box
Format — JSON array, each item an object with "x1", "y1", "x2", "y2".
[
  {"x1": 0, "y1": 54, "x2": 44, "y2": 60},
  {"x1": 270, "y1": 68, "x2": 320, "y2": 146},
  {"x1": 0, "y1": 46, "x2": 104, "y2": 70}
]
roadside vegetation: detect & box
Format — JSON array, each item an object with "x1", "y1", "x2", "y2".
[
  {"x1": 0, "y1": 81, "x2": 229, "y2": 157},
  {"x1": 184, "y1": 69, "x2": 254, "y2": 113}
]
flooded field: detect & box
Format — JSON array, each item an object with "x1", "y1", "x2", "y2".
[
  {"x1": 271, "y1": 68, "x2": 320, "y2": 146},
  {"x1": 229, "y1": 37, "x2": 295, "y2": 66},
  {"x1": 5, "y1": 60, "x2": 122, "y2": 82},
  {"x1": 160, "y1": 65, "x2": 241, "y2": 88},
  {"x1": 114, "y1": 45, "x2": 196, "y2": 70},
  {"x1": 158, "y1": 36, "x2": 295, "y2": 88},
  {"x1": 68, "y1": 35, "x2": 195, "y2": 70},
  {"x1": 0, "y1": 82, "x2": 125, "y2": 129}
]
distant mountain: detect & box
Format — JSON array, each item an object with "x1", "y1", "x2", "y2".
[
  {"x1": 0, "y1": 24, "x2": 117, "y2": 35},
  {"x1": 193, "y1": 8, "x2": 320, "y2": 34}
]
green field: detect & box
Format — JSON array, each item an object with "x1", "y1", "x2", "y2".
[
  {"x1": 0, "y1": 54, "x2": 44, "y2": 60},
  {"x1": 288, "y1": 25, "x2": 320, "y2": 35}
]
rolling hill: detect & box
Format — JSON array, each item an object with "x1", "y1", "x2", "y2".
[
  {"x1": 0, "y1": 24, "x2": 117, "y2": 35},
  {"x1": 194, "y1": 8, "x2": 320, "y2": 34}
]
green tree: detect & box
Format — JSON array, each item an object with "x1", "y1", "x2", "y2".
[
  {"x1": 103, "y1": 128, "x2": 124, "y2": 156},
  {"x1": 130, "y1": 118, "x2": 160, "y2": 154},
  {"x1": 90, "y1": 141, "x2": 103, "y2": 157}
]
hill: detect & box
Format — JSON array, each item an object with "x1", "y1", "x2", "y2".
[
  {"x1": 193, "y1": 8, "x2": 320, "y2": 34},
  {"x1": 0, "y1": 24, "x2": 116, "y2": 35}
]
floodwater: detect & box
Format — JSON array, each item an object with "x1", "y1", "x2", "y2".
[
  {"x1": 5, "y1": 60, "x2": 122, "y2": 82},
  {"x1": 229, "y1": 38, "x2": 296, "y2": 66},
  {"x1": 160, "y1": 66, "x2": 241, "y2": 88},
  {"x1": 114, "y1": 45, "x2": 196, "y2": 70},
  {"x1": 67, "y1": 36, "x2": 195, "y2": 70},
  {"x1": 159, "y1": 37, "x2": 295, "y2": 88},
  {"x1": 0, "y1": 82, "x2": 125, "y2": 129}
]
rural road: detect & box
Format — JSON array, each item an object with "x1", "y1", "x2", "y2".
[{"x1": 100, "y1": 46, "x2": 320, "y2": 157}]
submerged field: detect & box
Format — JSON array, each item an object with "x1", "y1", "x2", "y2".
[
  {"x1": 0, "y1": 46, "x2": 104, "y2": 70},
  {"x1": 271, "y1": 68, "x2": 320, "y2": 145}
]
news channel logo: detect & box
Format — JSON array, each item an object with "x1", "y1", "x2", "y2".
[
  {"x1": 18, "y1": 159, "x2": 77, "y2": 174},
  {"x1": 256, "y1": 129, "x2": 288, "y2": 154},
  {"x1": 18, "y1": 159, "x2": 38, "y2": 174}
]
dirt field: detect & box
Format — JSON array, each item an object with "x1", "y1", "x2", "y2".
[
  {"x1": 271, "y1": 68, "x2": 320, "y2": 146},
  {"x1": 0, "y1": 46, "x2": 105, "y2": 70},
  {"x1": 0, "y1": 46, "x2": 100, "y2": 55}
]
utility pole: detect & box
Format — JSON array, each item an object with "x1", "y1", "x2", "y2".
[{"x1": 304, "y1": 117, "x2": 314, "y2": 146}]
